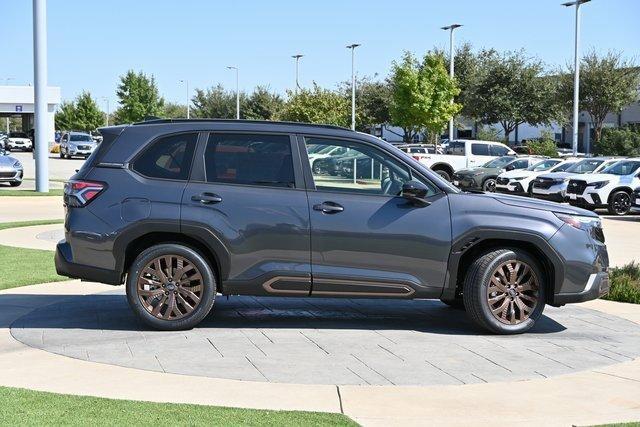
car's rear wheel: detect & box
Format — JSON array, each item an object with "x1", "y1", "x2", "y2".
[
  {"x1": 126, "y1": 244, "x2": 216, "y2": 331},
  {"x1": 463, "y1": 249, "x2": 545, "y2": 334},
  {"x1": 608, "y1": 191, "x2": 631, "y2": 216}
]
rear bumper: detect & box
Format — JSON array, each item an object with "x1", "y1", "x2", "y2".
[
  {"x1": 553, "y1": 271, "x2": 610, "y2": 304},
  {"x1": 55, "y1": 240, "x2": 122, "y2": 285}
]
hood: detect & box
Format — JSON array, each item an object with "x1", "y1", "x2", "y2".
[
  {"x1": 571, "y1": 173, "x2": 616, "y2": 183},
  {"x1": 456, "y1": 167, "x2": 496, "y2": 176},
  {"x1": 477, "y1": 191, "x2": 598, "y2": 217},
  {"x1": 498, "y1": 169, "x2": 535, "y2": 179},
  {"x1": 0, "y1": 154, "x2": 19, "y2": 167}
]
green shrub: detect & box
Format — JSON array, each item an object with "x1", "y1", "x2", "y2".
[
  {"x1": 595, "y1": 125, "x2": 640, "y2": 157},
  {"x1": 476, "y1": 125, "x2": 501, "y2": 142},
  {"x1": 603, "y1": 262, "x2": 640, "y2": 304},
  {"x1": 528, "y1": 138, "x2": 558, "y2": 157}
]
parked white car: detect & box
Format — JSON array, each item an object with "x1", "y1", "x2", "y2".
[
  {"x1": 531, "y1": 157, "x2": 622, "y2": 203},
  {"x1": 419, "y1": 139, "x2": 515, "y2": 181},
  {"x1": 5, "y1": 132, "x2": 33, "y2": 151},
  {"x1": 566, "y1": 158, "x2": 640, "y2": 215},
  {"x1": 307, "y1": 145, "x2": 354, "y2": 172},
  {"x1": 495, "y1": 158, "x2": 575, "y2": 196}
]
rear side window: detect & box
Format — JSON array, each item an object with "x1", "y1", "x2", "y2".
[
  {"x1": 204, "y1": 133, "x2": 294, "y2": 188},
  {"x1": 490, "y1": 144, "x2": 510, "y2": 156},
  {"x1": 132, "y1": 133, "x2": 197, "y2": 181},
  {"x1": 445, "y1": 140, "x2": 465, "y2": 155},
  {"x1": 471, "y1": 143, "x2": 490, "y2": 155}
]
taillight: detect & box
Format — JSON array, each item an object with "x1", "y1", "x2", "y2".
[
  {"x1": 412, "y1": 155, "x2": 421, "y2": 161},
  {"x1": 64, "y1": 179, "x2": 105, "y2": 207}
]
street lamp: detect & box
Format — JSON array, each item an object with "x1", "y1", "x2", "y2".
[
  {"x1": 346, "y1": 44, "x2": 361, "y2": 131},
  {"x1": 441, "y1": 24, "x2": 462, "y2": 143},
  {"x1": 101, "y1": 97, "x2": 110, "y2": 126},
  {"x1": 291, "y1": 54, "x2": 304, "y2": 93},
  {"x1": 33, "y1": 0, "x2": 49, "y2": 193},
  {"x1": 179, "y1": 79, "x2": 190, "y2": 119},
  {"x1": 227, "y1": 66, "x2": 240, "y2": 120},
  {"x1": 562, "y1": 0, "x2": 591, "y2": 156}
]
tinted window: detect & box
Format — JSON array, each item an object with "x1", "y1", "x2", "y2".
[
  {"x1": 10, "y1": 132, "x2": 28, "y2": 138},
  {"x1": 205, "y1": 133, "x2": 294, "y2": 188},
  {"x1": 471, "y1": 143, "x2": 490, "y2": 156},
  {"x1": 508, "y1": 159, "x2": 529, "y2": 170},
  {"x1": 490, "y1": 144, "x2": 511, "y2": 156},
  {"x1": 445, "y1": 140, "x2": 465, "y2": 156},
  {"x1": 305, "y1": 137, "x2": 437, "y2": 197},
  {"x1": 132, "y1": 133, "x2": 197, "y2": 181},
  {"x1": 483, "y1": 156, "x2": 515, "y2": 168},
  {"x1": 70, "y1": 134, "x2": 93, "y2": 142},
  {"x1": 601, "y1": 160, "x2": 640, "y2": 176},
  {"x1": 567, "y1": 159, "x2": 603, "y2": 173},
  {"x1": 551, "y1": 161, "x2": 575, "y2": 172}
]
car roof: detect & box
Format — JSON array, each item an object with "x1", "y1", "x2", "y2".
[{"x1": 131, "y1": 118, "x2": 351, "y2": 132}]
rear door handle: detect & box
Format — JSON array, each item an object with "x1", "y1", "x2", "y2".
[
  {"x1": 313, "y1": 201, "x2": 344, "y2": 214},
  {"x1": 191, "y1": 193, "x2": 222, "y2": 204}
]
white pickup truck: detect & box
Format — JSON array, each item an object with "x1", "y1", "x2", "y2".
[{"x1": 419, "y1": 139, "x2": 516, "y2": 181}]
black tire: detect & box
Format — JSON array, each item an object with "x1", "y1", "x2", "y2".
[
  {"x1": 608, "y1": 190, "x2": 631, "y2": 216},
  {"x1": 9, "y1": 181, "x2": 21, "y2": 187},
  {"x1": 126, "y1": 243, "x2": 216, "y2": 331},
  {"x1": 434, "y1": 169, "x2": 451, "y2": 181},
  {"x1": 527, "y1": 182, "x2": 534, "y2": 197},
  {"x1": 59, "y1": 150, "x2": 64, "y2": 159},
  {"x1": 463, "y1": 248, "x2": 546, "y2": 334},
  {"x1": 440, "y1": 298, "x2": 465, "y2": 310},
  {"x1": 482, "y1": 178, "x2": 497, "y2": 192}
]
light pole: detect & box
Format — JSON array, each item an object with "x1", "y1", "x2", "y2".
[
  {"x1": 33, "y1": 0, "x2": 49, "y2": 193},
  {"x1": 346, "y1": 44, "x2": 360, "y2": 131},
  {"x1": 562, "y1": 0, "x2": 591, "y2": 156},
  {"x1": 179, "y1": 79, "x2": 190, "y2": 119},
  {"x1": 227, "y1": 66, "x2": 240, "y2": 119},
  {"x1": 441, "y1": 24, "x2": 462, "y2": 143},
  {"x1": 101, "y1": 97, "x2": 110, "y2": 126},
  {"x1": 292, "y1": 54, "x2": 303, "y2": 93}
]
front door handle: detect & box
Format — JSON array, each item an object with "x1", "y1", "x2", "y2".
[
  {"x1": 191, "y1": 193, "x2": 222, "y2": 204},
  {"x1": 313, "y1": 201, "x2": 344, "y2": 214}
]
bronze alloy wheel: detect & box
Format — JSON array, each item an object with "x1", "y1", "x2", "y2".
[
  {"x1": 137, "y1": 255, "x2": 203, "y2": 320},
  {"x1": 486, "y1": 260, "x2": 539, "y2": 325}
]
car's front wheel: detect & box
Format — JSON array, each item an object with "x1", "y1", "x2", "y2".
[
  {"x1": 463, "y1": 249, "x2": 545, "y2": 334},
  {"x1": 482, "y1": 178, "x2": 497, "y2": 192},
  {"x1": 608, "y1": 191, "x2": 631, "y2": 216},
  {"x1": 9, "y1": 181, "x2": 21, "y2": 187},
  {"x1": 126, "y1": 243, "x2": 216, "y2": 331}
]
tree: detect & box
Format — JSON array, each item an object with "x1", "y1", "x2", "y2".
[
  {"x1": 279, "y1": 83, "x2": 350, "y2": 127},
  {"x1": 191, "y1": 84, "x2": 241, "y2": 119},
  {"x1": 244, "y1": 86, "x2": 284, "y2": 120},
  {"x1": 339, "y1": 76, "x2": 392, "y2": 132},
  {"x1": 476, "y1": 125, "x2": 501, "y2": 142},
  {"x1": 465, "y1": 50, "x2": 559, "y2": 143},
  {"x1": 389, "y1": 51, "x2": 461, "y2": 142},
  {"x1": 113, "y1": 70, "x2": 164, "y2": 124},
  {"x1": 54, "y1": 92, "x2": 104, "y2": 132},
  {"x1": 162, "y1": 102, "x2": 188, "y2": 119},
  {"x1": 560, "y1": 51, "x2": 640, "y2": 144}
]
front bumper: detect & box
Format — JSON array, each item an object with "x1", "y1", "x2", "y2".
[
  {"x1": 553, "y1": 272, "x2": 610, "y2": 304},
  {"x1": 495, "y1": 183, "x2": 527, "y2": 196},
  {"x1": 0, "y1": 169, "x2": 23, "y2": 182},
  {"x1": 453, "y1": 175, "x2": 481, "y2": 190},
  {"x1": 55, "y1": 240, "x2": 121, "y2": 285}
]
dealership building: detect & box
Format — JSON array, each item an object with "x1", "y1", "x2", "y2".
[{"x1": 0, "y1": 85, "x2": 61, "y2": 146}]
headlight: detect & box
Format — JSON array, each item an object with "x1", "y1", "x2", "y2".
[
  {"x1": 589, "y1": 181, "x2": 609, "y2": 189},
  {"x1": 554, "y1": 212, "x2": 601, "y2": 231}
]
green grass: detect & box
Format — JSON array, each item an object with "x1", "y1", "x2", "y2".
[
  {"x1": 593, "y1": 423, "x2": 640, "y2": 427},
  {"x1": 0, "y1": 220, "x2": 65, "y2": 290},
  {"x1": 0, "y1": 386, "x2": 357, "y2": 426},
  {"x1": 0, "y1": 188, "x2": 64, "y2": 196},
  {"x1": 603, "y1": 262, "x2": 640, "y2": 305}
]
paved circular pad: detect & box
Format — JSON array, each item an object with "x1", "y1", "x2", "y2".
[{"x1": 11, "y1": 290, "x2": 640, "y2": 386}]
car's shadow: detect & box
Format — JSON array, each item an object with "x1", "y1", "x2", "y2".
[{"x1": 4, "y1": 291, "x2": 567, "y2": 336}]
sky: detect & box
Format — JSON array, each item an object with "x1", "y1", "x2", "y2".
[{"x1": 2, "y1": 0, "x2": 639, "y2": 111}]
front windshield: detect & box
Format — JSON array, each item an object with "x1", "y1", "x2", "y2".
[
  {"x1": 10, "y1": 132, "x2": 28, "y2": 138},
  {"x1": 482, "y1": 156, "x2": 515, "y2": 168},
  {"x1": 566, "y1": 159, "x2": 603, "y2": 174},
  {"x1": 550, "y1": 161, "x2": 576, "y2": 172},
  {"x1": 601, "y1": 160, "x2": 640, "y2": 176},
  {"x1": 70, "y1": 134, "x2": 93, "y2": 142},
  {"x1": 527, "y1": 159, "x2": 560, "y2": 171}
]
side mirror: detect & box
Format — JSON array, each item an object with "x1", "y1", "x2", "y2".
[
  {"x1": 505, "y1": 164, "x2": 515, "y2": 171},
  {"x1": 401, "y1": 180, "x2": 431, "y2": 206}
]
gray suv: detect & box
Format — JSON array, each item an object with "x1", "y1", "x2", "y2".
[{"x1": 55, "y1": 120, "x2": 609, "y2": 334}]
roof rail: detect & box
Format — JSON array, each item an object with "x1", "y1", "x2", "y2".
[{"x1": 131, "y1": 118, "x2": 351, "y2": 131}]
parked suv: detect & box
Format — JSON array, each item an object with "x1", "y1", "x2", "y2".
[
  {"x1": 55, "y1": 120, "x2": 609, "y2": 335},
  {"x1": 59, "y1": 132, "x2": 98, "y2": 159},
  {"x1": 531, "y1": 157, "x2": 621, "y2": 202},
  {"x1": 495, "y1": 159, "x2": 574, "y2": 197},
  {"x1": 566, "y1": 159, "x2": 640, "y2": 215},
  {"x1": 452, "y1": 156, "x2": 542, "y2": 192}
]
